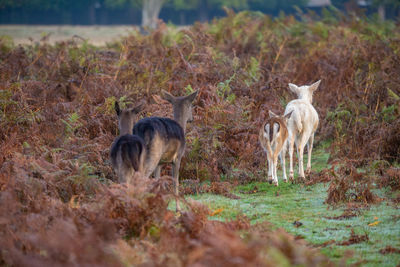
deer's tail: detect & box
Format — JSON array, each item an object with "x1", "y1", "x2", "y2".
[
  {"x1": 285, "y1": 109, "x2": 302, "y2": 133},
  {"x1": 111, "y1": 134, "x2": 145, "y2": 172}
]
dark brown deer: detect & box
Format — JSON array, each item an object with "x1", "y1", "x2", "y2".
[
  {"x1": 114, "y1": 90, "x2": 198, "y2": 210},
  {"x1": 110, "y1": 102, "x2": 145, "y2": 184},
  {"x1": 134, "y1": 90, "x2": 198, "y2": 210}
]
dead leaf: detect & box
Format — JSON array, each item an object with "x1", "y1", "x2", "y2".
[
  {"x1": 210, "y1": 208, "x2": 224, "y2": 216},
  {"x1": 368, "y1": 221, "x2": 380, "y2": 226},
  {"x1": 69, "y1": 195, "x2": 80, "y2": 209}
]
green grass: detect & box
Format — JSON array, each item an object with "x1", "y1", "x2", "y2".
[{"x1": 184, "y1": 146, "x2": 400, "y2": 266}]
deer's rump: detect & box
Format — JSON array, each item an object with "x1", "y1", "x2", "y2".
[
  {"x1": 110, "y1": 134, "x2": 145, "y2": 172},
  {"x1": 132, "y1": 117, "x2": 185, "y2": 148}
]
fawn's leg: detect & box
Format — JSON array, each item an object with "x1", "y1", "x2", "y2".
[
  {"x1": 267, "y1": 154, "x2": 273, "y2": 184},
  {"x1": 273, "y1": 154, "x2": 279, "y2": 186},
  {"x1": 280, "y1": 141, "x2": 288, "y2": 182}
]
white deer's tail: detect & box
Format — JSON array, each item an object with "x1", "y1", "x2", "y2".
[{"x1": 286, "y1": 109, "x2": 302, "y2": 134}]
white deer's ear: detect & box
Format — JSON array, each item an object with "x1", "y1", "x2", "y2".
[
  {"x1": 269, "y1": 110, "x2": 278, "y2": 118},
  {"x1": 161, "y1": 90, "x2": 176, "y2": 104},
  {"x1": 288, "y1": 83, "x2": 300, "y2": 95},
  {"x1": 309, "y1": 80, "x2": 321, "y2": 92},
  {"x1": 185, "y1": 90, "x2": 199, "y2": 103}
]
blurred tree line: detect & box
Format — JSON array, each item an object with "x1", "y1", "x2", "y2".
[{"x1": 0, "y1": 0, "x2": 398, "y2": 27}]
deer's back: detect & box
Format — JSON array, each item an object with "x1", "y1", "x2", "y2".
[
  {"x1": 285, "y1": 100, "x2": 318, "y2": 133},
  {"x1": 132, "y1": 117, "x2": 185, "y2": 164},
  {"x1": 133, "y1": 117, "x2": 184, "y2": 142}
]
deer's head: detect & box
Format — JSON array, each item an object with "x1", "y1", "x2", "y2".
[
  {"x1": 161, "y1": 90, "x2": 198, "y2": 131},
  {"x1": 269, "y1": 110, "x2": 293, "y2": 122},
  {"x1": 288, "y1": 80, "x2": 321, "y2": 104},
  {"x1": 115, "y1": 102, "x2": 143, "y2": 135}
]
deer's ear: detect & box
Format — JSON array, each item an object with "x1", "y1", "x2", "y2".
[
  {"x1": 130, "y1": 103, "x2": 144, "y2": 114},
  {"x1": 288, "y1": 83, "x2": 300, "y2": 95},
  {"x1": 309, "y1": 80, "x2": 321, "y2": 92},
  {"x1": 269, "y1": 110, "x2": 278, "y2": 118},
  {"x1": 161, "y1": 90, "x2": 176, "y2": 104},
  {"x1": 115, "y1": 101, "x2": 121, "y2": 116},
  {"x1": 284, "y1": 111, "x2": 293, "y2": 121},
  {"x1": 185, "y1": 90, "x2": 199, "y2": 103}
]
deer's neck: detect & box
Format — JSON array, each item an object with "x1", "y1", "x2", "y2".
[
  {"x1": 119, "y1": 123, "x2": 132, "y2": 136},
  {"x1": 174, "y1": 112, "x2": 187, "y2": 133},
  {"x1": 299, "y1": 95, "x2": 312, "y2": 104}
]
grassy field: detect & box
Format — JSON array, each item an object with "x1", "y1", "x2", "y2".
[
  {"x1": 0, "y1": 25, "x2": 137, "y2": 45},
  {"x1": 185, "y1": 146, "x2": 400, "y2": 266}
]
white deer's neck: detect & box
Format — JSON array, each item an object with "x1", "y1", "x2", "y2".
[{"x1": 298, "y1": 95, "x2": 312, "y2": 104}]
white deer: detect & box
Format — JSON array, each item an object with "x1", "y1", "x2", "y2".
[
  {"x1": 259, "y1": 110, "x2": 292, "y2": 186},
  {"x1": 282, "y1": 80, "x2": 321, "y2": 182}
]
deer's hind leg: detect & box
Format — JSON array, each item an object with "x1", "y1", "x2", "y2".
[
  {"x1": 272, "y1": 152, "x2": 279, "y2": 186},
  {"x1": 154, "y1": 165, "x2": 161, "y2": 178},
  {"x1": 172, "y1": 155, "x2": 182, "y2": 211},
  {"x1": 280, "y1": 141, "x2": 288, "y2": 183},
  {"x1": 296, "y1": 133, "x2": 309, "y2": 182},
  {"x1": 267, "y1": 155, "x2": 273, "y2": 184},
  {"x1": 288, "y1": 133, "x2": 295, "y2": 183},
  {"x1": 143, "y1": 148, "x2": 163, "y2": 179},
  {"x1": 306, "y1": 133, "x2": 315, "y2": 176},
  {"x1": 265, "y1": 145, "x2": 274, "y2": 184}
]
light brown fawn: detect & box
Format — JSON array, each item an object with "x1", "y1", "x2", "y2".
[
  {"x1": 110, "y1": 102, "x2": 145, "y2": 184},
  {"x1": 259, "y1": 110, "x2": 292, "y2": 186},
  {"x1": 131, "y1": 89, "x2": 198, "y2": 211}
]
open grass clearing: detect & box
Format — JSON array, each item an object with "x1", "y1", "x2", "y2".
[{"x1": 183, "y1": 147, "x2": 400, "y2": 266}]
